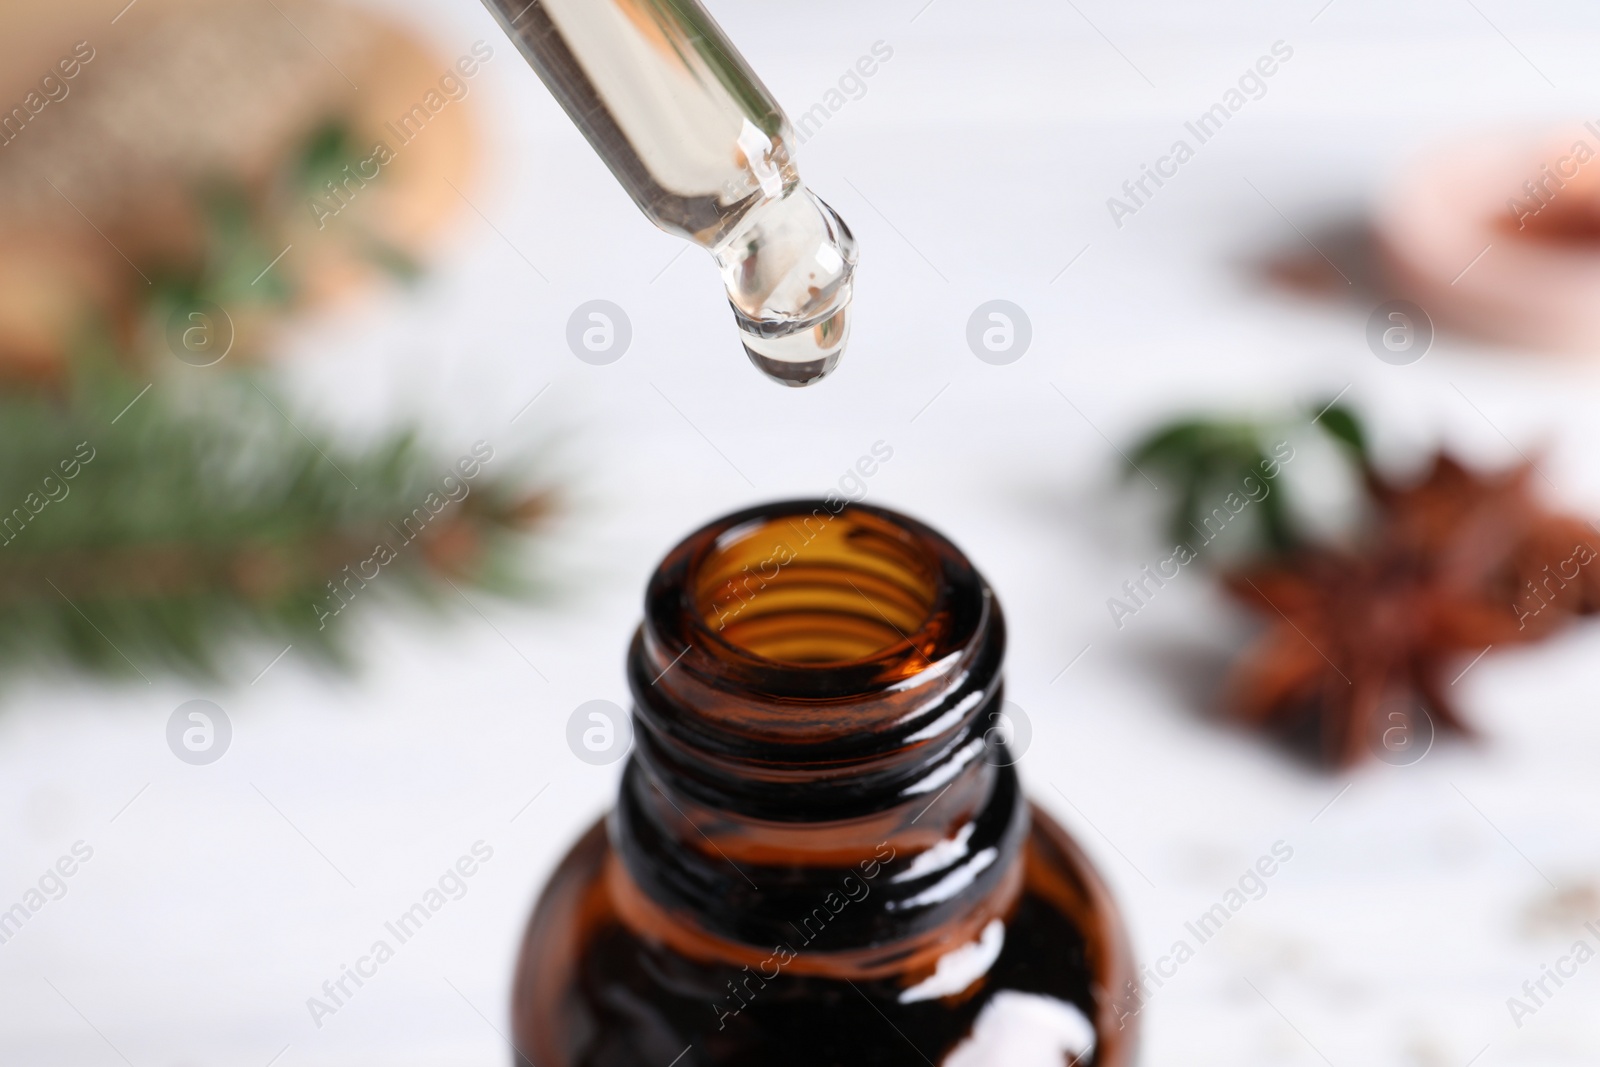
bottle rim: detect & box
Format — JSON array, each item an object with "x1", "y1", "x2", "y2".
[{"x1": 643, "y1": 498, "x2": 989, "y2": 705}]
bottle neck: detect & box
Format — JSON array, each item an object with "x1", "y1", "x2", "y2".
[{"x1": 609, "y1": 502, "x2": 1028, "y2": 977}]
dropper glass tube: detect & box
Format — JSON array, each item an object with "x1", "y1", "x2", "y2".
[{"x1": 480, "y1": 0, "x2": 858, "y2": 386}]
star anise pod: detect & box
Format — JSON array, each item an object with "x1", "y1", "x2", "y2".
[
  {"x1": 1366, "y1": 455, "x2": 1600, "y2": 636},
  {"x1": 1222, "y1": 452, "x2": 1600, "y2": 767}
]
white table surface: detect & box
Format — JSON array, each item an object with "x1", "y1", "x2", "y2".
[{"x1": 5, "y1": 1, "x2": 1600, "y2": 1064}]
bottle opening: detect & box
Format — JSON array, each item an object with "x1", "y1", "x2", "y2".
[{"x1": 691, "y1": 507, "x2": 939, "y2": 666}]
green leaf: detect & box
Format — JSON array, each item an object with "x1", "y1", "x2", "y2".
[
  {"x1": 1312, "y1": 402, "x2": 1368, "y2": 462},
  {"x1": 1125, "y1": 413, "x2": 1293, "y2": 555}
]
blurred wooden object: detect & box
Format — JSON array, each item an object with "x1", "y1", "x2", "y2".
[{"x1": 0, "y1": 0, "x2": 480, "y2": 383}]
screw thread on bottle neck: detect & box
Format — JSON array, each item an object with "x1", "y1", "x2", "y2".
[{"x1": 612, "y1": 501, "x2": 1027, "y2": 961}]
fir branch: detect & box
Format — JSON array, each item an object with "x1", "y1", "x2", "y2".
[{"x1": 0, "y1": 357, "x2": 551, "y2": 679}]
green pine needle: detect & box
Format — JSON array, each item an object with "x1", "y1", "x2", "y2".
[{"x1": 0, "y1": 355, "x2": 551, "y2": 680}]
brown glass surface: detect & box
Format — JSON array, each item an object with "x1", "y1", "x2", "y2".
[
  {"x1": 509, "y1": 502, "x2": 1137, "y2": 1066},
  {"x1": 512, "y1": 806, "x2": 1134, "y2": 1067}
]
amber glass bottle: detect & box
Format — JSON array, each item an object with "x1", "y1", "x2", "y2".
[{"x1": 512, "y1": 501, "x2": 1135, "y2": 1066}]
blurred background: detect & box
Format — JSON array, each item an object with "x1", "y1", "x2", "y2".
[{"x1": 2, "y1": 0, "x2": 1600, "y2": 1064}]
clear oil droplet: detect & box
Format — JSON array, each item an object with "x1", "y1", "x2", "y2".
[{"x1": 716, "y1": 188, "x2": 857, "y2": 388}]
